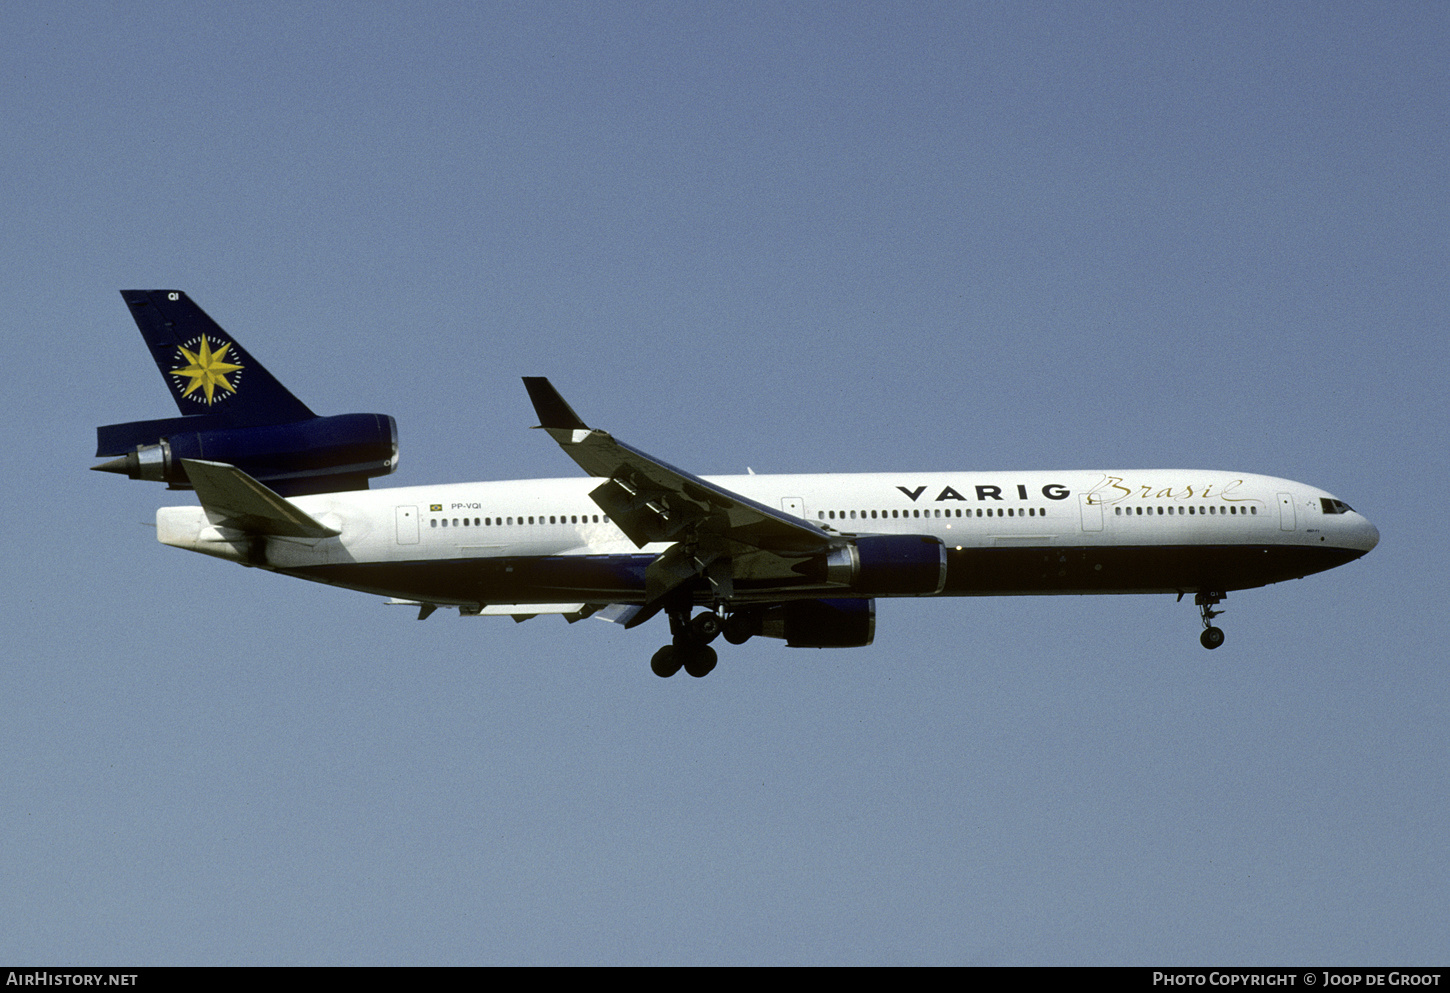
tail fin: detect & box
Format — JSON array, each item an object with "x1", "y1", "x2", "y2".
[
  {"x1": 97, "y1": 292, "x2": 398, "y2": 496},
  {"x1": 120, "y1": 290, "x2": 314, "y2": 426}
]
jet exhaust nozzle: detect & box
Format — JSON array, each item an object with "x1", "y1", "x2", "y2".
[{"x1": 91, "y1": 441, "x2": 170, "y2": 481}]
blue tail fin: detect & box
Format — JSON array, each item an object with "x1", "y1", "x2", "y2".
[
  {"x1": 96, "y1": 291, "x2": 398, "y2": 496},
  {"x1": 120, "y1": 290, "x2": 315, "y2": 426}
]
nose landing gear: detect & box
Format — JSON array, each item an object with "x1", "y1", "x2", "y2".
[{"x1": 1196, "y1": 592, "x2": 1226, "y2": 650}]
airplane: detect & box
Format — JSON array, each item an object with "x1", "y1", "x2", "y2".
[{"x1": 95, "y1": 291, "x2": 1380, "y2": 677}]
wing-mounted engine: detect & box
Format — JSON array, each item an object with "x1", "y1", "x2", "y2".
[
  {"x1": 520, "y1": 377, "x2": 946, "y2": 671},
  {"x1": 723, "y1": 598, "x2": 877, "y2": 648},
  {"x1": 821, "y1": 534, "x2": 947, "y2": 596},
  {"x1": 711, "y1": 537, "x2": 939, "y2": 648}
]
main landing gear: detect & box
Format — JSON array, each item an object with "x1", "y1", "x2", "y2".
[
  {"x1": 650, "y1": 608, "x2": 724, "y2": 678},
  {"x1": 1196, "y1": 592, "x2": 1226, "y2": 650}
]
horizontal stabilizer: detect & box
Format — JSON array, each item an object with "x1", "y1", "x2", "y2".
[{"x1": 181, "y1": 459, "x2": 339, "y2": 538}]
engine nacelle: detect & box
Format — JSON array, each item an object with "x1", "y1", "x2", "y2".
[
  {"x1": 823, "y1": 534, "x2": 947, "y2": 596},
  {"x1": 94, "y1": 412, "x2": 397, "y2": 496},
  {"x1": 726, "y1": 598, "x2": 876, "y2": 648}
]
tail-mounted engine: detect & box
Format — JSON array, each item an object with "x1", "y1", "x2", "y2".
[
  {"x1": 93, "y1": 290, "x2": 400, "y2": 498},
  {"x1": 94, "y1": 412, "x2": 398, "y2": 497}
]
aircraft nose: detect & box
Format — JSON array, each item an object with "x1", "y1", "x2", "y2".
[{"x1": 1352, "y1": 516, "x2": 1380, "y2": 554}]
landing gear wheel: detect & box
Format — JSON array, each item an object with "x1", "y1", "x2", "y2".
[
  {"x1": 1194, "y1": 592, "x2": 1227, "y2": 650},
  {"x1": 690, "y1": 611, "x2": 722, "y2": 644},
  {"x1": 722, "y1": 612, "x2": 755, "y2": 645},
  {"x1": 650, "y1": 645, "x2": 683, "y2": 678},
  {"x1": 683, "y1": 645, "x2": 718, "y2": 678},
  {"x1": 657, "y1": 603, "x2": 727, "y2": 677},
  {"x1": 722, "y1": 608, "x2": 759, "y2": 646}
]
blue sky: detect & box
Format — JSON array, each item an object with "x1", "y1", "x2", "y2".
[{"x1": 3, "y1": 1, "x2": 1445, "y2": 964}]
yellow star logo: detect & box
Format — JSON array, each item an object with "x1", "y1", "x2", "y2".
[{"x1": 170, "y1": 336, "x2": 243, "y2": 405}]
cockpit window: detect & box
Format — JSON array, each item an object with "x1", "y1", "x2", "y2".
[{"x1": 1320, "y1": 498, "x2": 1354, "y2": 515}]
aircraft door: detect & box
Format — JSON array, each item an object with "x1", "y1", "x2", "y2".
[
  {"x1": 396, "y1": 505, "x2": 420, "y2": 544},
  {"x1": 1278, "y1": 492, "x2": 1296, "y2": 532},
  {"x1": 1080, "y1": 493, "x2": 1103, "y2": 532},
  {"x1": 781, "y1": 497, "x2": 805, "y2": 518}
]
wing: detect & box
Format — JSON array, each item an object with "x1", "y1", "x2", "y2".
[
  {"x1": 389, "y1": 598, "x2": 595, "y2": 622},
  {"x1": 522, "y1": 377, "x2": 829, "y2": 554}
]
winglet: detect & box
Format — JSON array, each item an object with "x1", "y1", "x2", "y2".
[{"x1": 522, "y1": 377, "x2": 589, "y2": 430}]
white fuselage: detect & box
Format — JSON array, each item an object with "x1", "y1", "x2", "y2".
[{"x1": 157, "y1": 468, "x2": 1379, "y2": 608}]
